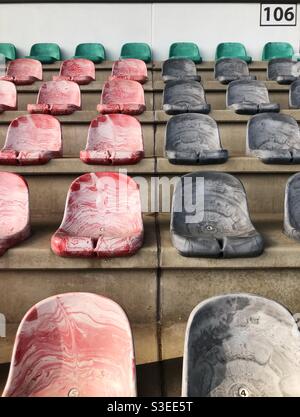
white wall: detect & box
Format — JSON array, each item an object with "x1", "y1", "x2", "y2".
[{"x1": 0, "y1": 2, "x2": 299, "y2": 60}]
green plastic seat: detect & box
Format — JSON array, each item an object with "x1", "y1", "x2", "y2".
[
  {"x1": 26, "y1": 43, "x2": 61, "y2": 64},
  {"x1": 0, "y1": 43, "x2": 16, "y2": 61},
  {"x1": 262, "y1": 42, "x2": 295, "y2": 61},
  {"x1": 215, "y1": 43, "x2": 252, "y2": 63},
  {"x1": 120, "y1": 43, "x2": 152, "y2": 63},
  {"x1": 169, "y1": 42, "x2": 202, "y2": 63},
  {"x1": 73, "y1": 43, "x2": 106, "y2": 63}
]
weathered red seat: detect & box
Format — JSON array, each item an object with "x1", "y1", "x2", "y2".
[
  {"x1": 80, "y1": 114, "x2": 144, "y2": 165},
  {"x1": 0, "y1": 172, "x2": 30, "y2": 255},
  {"x1": 0, "y1": 114, "x2": 62, "y2": 165},
  {"x1": 27, "y1": 80, "x2": 81, "y2": 115},
  {"x1": 51, "y1": 172, "x2": 144, "y2": 257},
  {"x1": 0, "y1": 58, "x2": 42, "y2": 85},
  {"x1": 109, "y1": 59, "x2": 148, "y2": 83},
  {"x1": 0, "y1": 80, "x2": 17, "y2": 112},
  {"x1": 2, "y1": 292, "x2": 136, "y2": 397},
  {"x1": 97, "y1": 79, "x2": 145, "y2": 115},
  {"x1": 53, "y1": 58, "x2": 95, "y2": 85}
]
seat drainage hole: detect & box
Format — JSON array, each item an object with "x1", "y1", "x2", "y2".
[
  {"x1": 238, "y1": 386, "x2": 249, "y2": 397},
  {"x1": 205, "y1": 225, "x2": 215, "y2": 232},
  {"x1": 68, "y1": 388, "x2": 80, "y2": 397}
]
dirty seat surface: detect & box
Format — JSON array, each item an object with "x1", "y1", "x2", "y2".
[
  {"x1": 120, "y1": 43, "x2": 152, "y2": 63},
  {"x1": 215, "y1": 58, "x2": 255, "y2": 84},
  {"x1": 262, "y1": 42, "x2": 295, "y2": 61},
  {"x1": 215, "y1": 42, "x2": 252, "y2": 63},
  {"x1": 162, "y1": 59, "x2": 201, "y2": 83},
  {"x1": 268, "y1": 58, "x2": 300, "y2": 84},
  {"x1": 284, "y1": 172, "x2": 300, "y2": 241},
  {"x1": 2, "y1": 292, "x2": 136, "y2": 397},
  {"x1": 0, "y1": 58, "x2": 42, "y2": 85},
  {"x1": 0, "y1": 80, "x2": 17, "y2": 112},
  {"x1": 51, "y1": 172, "x2": 144, "y2": 257},
  {"x1": 110, "y1": 59, "x2": 148, "y2": 84},
  {"x1": 165, "y1": 113, "x2": 228, "y2": 164},
  {"x1": 163, "y1": 80, "x2": 210, "y2": 115},
  {"x1": 0, "y1": 172, "x2": 30, "y2": 255},
  {"x1": 53, "y1": 58, "x2": 95, "y2": 85},
  {"x1": 0, "y1": 114, "x2": 62, "y2": 165},
  {"x1": 80, "y1": 114, "x2": 144, "y2": 165},
  {"x1": 289, "y1": 79, "x2": 300, "y2": 108},
  {"x1": 171, "y1": 172, "x2": 264, "y2": 258},
  {"x1": 74, "y1": 43, "x2": 106, "y2": 63},
  {"x1": 182, "y1": 293, "x2": 300, "y2": 397},
  {"x1": 26, "y1": 43, "x2": 61, "y2": 64},
  {"x1": 169, "y1": 43, "x2": 202, "y2": 63}
]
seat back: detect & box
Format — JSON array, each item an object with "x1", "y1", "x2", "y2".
[
  {"x1": 285, "y1": 172, "x2": 300, "y2": 233},
  {"x1": 169, "y1": 42, "x2": 201, "y2": 63},
  {"x1": 120, "y1": 43, "x2": 152, "y2": 63},
  {"x1": 163, "y1": 80, "x2": 207, "y2": 107},
  {"x1": 289, "y1": 79, "x2": 300, "y2": 108},
  {"x1": 74, "y1": 43, "x2": 106, "y2": 62},
  {"x1": 37, "y1": 81, "x2": 81, "y2": 107},
  {"x1": 215, "y1": 58, "x2": 249, "y2": 80},
  {"x1": 227, "y1": 80, "x2": 269, "y2": 106},
  {"x1": 110, "y1": 59, "x2": 147, "y2": 82},
  {"x1": 101, "y1": 79, "x2": 145, "y2": 105},
  {"x1": 30, "y1": 43, "x2": 61, "y2": 61},
  {"x1": 58, "y1": 58, "x2": 95, "y2": 80},
  {"x1": 162, "y1": 59, "x2": 198, "y2": 81},
  {"x1": 2, "y1": 292, "x2": 136, "y2": 397},
  {"x1": 216, "y1": 42, "x2": 248, "y2": 60},
  {"x1": 6, "y1": 58, "x2": 42, "y2": 81},
  {"x1": 262, "y1": 42, "x2": 294, "y2": 60},
  {"x1": 0, "y1": 80, "x2": 17, "y2": 109},
  {"x1": 0, "y1": 43, "x2": 16, "y2": 60}
]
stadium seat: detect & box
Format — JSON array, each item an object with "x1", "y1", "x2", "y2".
[
  {"x1": 97, "y1": 79, "x2": 145, "y2": 115},
  {"x1": 215, "y1": 42, "x2": 252, "y2": 63},
  {"x1": 182, "y1": 293, "x2": 300, "y2": 397},
  {"x1": 268, "y1": 58, "x2": 300, "y2": 84},
  {"x1": 26, "y1": 43, "x2": 61, "y2": 64},
  {"x1": 227, "y1": 80, "x2": 280, "y2": 114},
  {"x1": 169, "y1": 42, "x2": 202, "y2": 63},
  {"x1": 165, "y1": 114, "x2": 228, "y2": 164},
  {"x1": 284, "y1": 172, "x2": 300, "y2": 241},
  {"x1": 289, "y1": 79, "x2": 300, "y2": 108},
  {"x1": 27, "y1": 80, "x2": 81, "y2": 115},
  {"x1": 0, "y1": 80, "x2": 17, "y2": 112},
  {"x1": 162, "y1": 59, "x2": 201, "y2": 82},
  {"x1": 0, "y1": 43, "x2": 16, "y2": 61},
  {"x1": 247, "y1": 113, "x2": 300, "y2": 164},
  {"x1": 163, "y1": 80, "x2": 210, "y2": 115},
  {"x1": 109, "y1": 59, "x2": 148, "y2": 84},
  {"x1": 262, "y1": 42, "x2": 295, "y2": 61},
  {"x1": 73, "y1": 43, "x2": 106, "y2": 63},
  {"x1": 0, "y1": 58, "x2": 42, "y2": 85},
  {"x1": 2, "y1": 292, "x2": 136, "y2": 397},
  {"x1": 53, "y1": 58, "x2": 95, "y2": 85},
  {"x1": 51, "y1": 172, "x2": 144, "y2": 257},
  {"x1": 0, "y1": 172, "x2": 30, "y2": 256},
  {"x1": 215, "y1": 58, "x2": 255, "y2": 84},
  {"x1": 80, "y1": 114, "x2": 144, "y2": 165},
  {"x1": 120, "y1": 43, "x2": 152, "y2": 63},
  {"x1": 0, "y1": 114, "x2": 62, "y2": 165},
  {"x1": 171, "y1": 172, "x2": 264, "y2": 258}
]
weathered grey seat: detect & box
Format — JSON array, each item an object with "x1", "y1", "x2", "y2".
[
  {"x1": 162, "y1": 59, "x2": 201, "y2": 83},
  {"x1": 163, "y1": 80, "x2": 210, "y2": 115},
  {"x1": 165, "y1": 113, "x2": 228, "y2": 164},
  {"x1": 171, "y1": 172, "x2": 264, "y2": 258},
  {"x1": 247, "y1": 113, "x2": 300, "y2": 164},
  {"x1": 227, "y1": 80, "x2": 280, "y2": 114},
  {"x1": 284, "y1": 172, "x2": 300, "y2": 241},
  {"x1": 215, "y1": 58, "x2": 255, "y2": 84},
  {"x1": 182, "y1": 293, "x2": 300, "y2": 397},
  {"x1": 268, "y1": 58, "x2": 300, "y2": 84},
  {"x1": 289, "y1": 79, "x2": 300, "y2": 108}
]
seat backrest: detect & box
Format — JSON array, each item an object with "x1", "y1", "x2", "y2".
[
  {"x1": 101, "y1": 79, "x2": 144, "y2": 104},
  {"x1": 30, "y1": 43, "x2": 61, "y2": 60},
  {"x1": 74, "y1": 43, "x2": 106, "y2": 60},
  {"x1": 7, "y1": 58, "x2": 42, "y2": 80},
  {"x1": 0, "y1": 43, "x2": 16, "y2": 60},
  {"x1": 59, "y1": 58, "x2": 95, "y2": 79},
  {"x1": 0, "y1": 80, "x2": 17, "y2": 108},
  {"x1": 162, "y1": 59, "x2": 198, "y2": 79},
  {"x1": 215, "y1": 58, "x2": 249, "y2": 78},
  {"x1": 289, "y1": 79, "x2": 300, "y2": 107},
  {"x1": 262, "y1": 42, "x2": 294, "y2": 60},
  {"x1": 227, "y1": 80, "x2": 269, "y2": 106},
  {"x1": 37, "y1": 81, "x2": 81, "y2": 106},
  {"x1": 169, "y1": 42, "x2": 200, "y2": 61},
  {"x1": 111, "y1": 59, "x2": 147, "y2": 78},
  {"x1": 216, "y1": 42, "x2": 247, "y2": 59},
  {"x1": 285, "y1": 172, "x2": 300, "y2": 231},
  {"x1": 2, "y1": 292, "x2": 136, "y2": 397},
  {"x1": 164, "y1": 80, "x2": 206, "y2": 105},
  {"x1": 120, "y1": 43, "x2": 152, "y2": 62}
]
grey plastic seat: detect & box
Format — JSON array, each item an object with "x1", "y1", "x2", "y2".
[
  {"x1": 289, "y1": 79, "x2": 300, "y2": 108},
  {"x1": 215, "y1": 58, "x2": 255, "y2": 84},
  {"x1": 163, "y1": 80, "x2": 210, "y2": 115},
  {"x1": 162, "y1": 59, "x2": 201, "y2": 83},
  {"x1": 165, "y1": 114, "x2": 228, "y2": 164},
  {"x1": 182, "y1": 293, "x2": 300, "y2": 397},
  {"x1": 227, "y1": 80, "x2": 280, "y2": 114},
  {"x1": 268, "y1": 58, "x2": 300, "y2": 84},
  {"x1": 171, "y1": 172, "x2": 264, "y2": 258},
  {"x1": 284, "y1": 172, "x2": 300, "y2": 241},
  {"x1": 247, "y1": 113, "x2": 300, "y2": 164}
]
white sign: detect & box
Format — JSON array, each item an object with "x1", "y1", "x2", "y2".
[{"x1": 260, "y1": 3, "x2": 297, "y2": 26}]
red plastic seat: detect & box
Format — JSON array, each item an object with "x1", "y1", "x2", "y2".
[
  {"x1": 97, "y1": 79, "x2": 145, "y2": 115},
  {"x1": 109, "y1": 59, "x2": 148, "y2": 83},
  {"x1": 0, "y1": 172, "x2": 30, "y2": 255},
  {"x1": 2, "y1": 292, "x2": 136, "y2": 397},
  {"x1": 51, "y1": 172, "x2": 144, "y2": 257},
  {"x1": 53, "y1": 58, "x2": 95, "y2": 85},
  {"x1": 0, "y1": 114, "x2": 62, "y2": 165},
  {"x1": 27, "y1": 80, "x2": 81, "y2": 115},
  {"x1": 0, "y1": 80, "x2": 17, "y2": 112},
  {"x1": 80, "y1": 114, "x2": 144, "y2": 165},
  {"x1": 0, "y1": 58, "x2": 42, "y2": 85}
]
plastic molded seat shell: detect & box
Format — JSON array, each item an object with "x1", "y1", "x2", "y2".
[
  {"x1": 247, "y1": 113, "x2": 300, "y2": 164},
  {"x1": 171, "y1": 172, "x2": 264, "y2": 258},
  {"x1": 97, "y1": 79, "x2": 145, "y2": 115},
  {"x1": 162, "y1": 59, "x2": 201, "y2": 83},
  {"x1": 0, "y1": 172, "x2": 30, "y2": 255},
  {"x1": 27, "y1": 80, "x2": 81, "y2": 115},
  {"x1": 268, "y1": 59, "x2": 300, "y2": 84},
  {"x1": 51, "y1": 172, "x2": 144, "y2": 258},
  {"x1": 0, "y1": 80, "x2": 17, "y2": 112},
  {"x1": 163, "y1": 80, "x2": 210, "y2": 115},
  {"x1": 262, "y1": 42, "x2": 294, "y2": 61},
  {"x1": 215, "y1": 42, "x2": 252, "y2": 63},
  {"x1": 227, "y1": 79, "x2": 280, "y2": 114},
  {"x1": 0, "y1": 114, "x2": 62, "y2": 165},
  {"x1": 26, "y1": 43, "x2": 61, "y2": 64},
  {"x1": 165, "y1": 113, "x2": 228, "y2": 164},
  {"x1": 2, "y1": 292, "x2": 136, "y2": 397},
  {"x1": 80, "y1": 114, "x2": 144, "y2": 165},
  {"x1": 284, "y1": 172, "x2": 300, "y2": 241},
  {"x1": 53, "y1": 59, "x2": 95, "y2": 85},
  {"x1": 215, "y1": 58, "x2": 255, "y2": 84},
  {"x1": 289, "y1": 79, "x2": 300, "y2": 108},
  {"x1": 169, "y1": 43, "x2": 202, "y2": 63},
  {"x1": 0, "y1": 43, "x2": 16, "y2": 61},
  {"x1": 74, "y1": 43, "x2": 106, "y2": 63},
  {"x1": 120, "y1": 43, "x2": 152, "y2": 63},
  {"x1": 109, "y1": 59, "x2": 148, "y2": 84},
  {"x1": 182, "y1": 293, "x2": 300, "y2": 397},
  {"x1": 0, "y1": 58, "x2": 42, "y2": 85}
]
